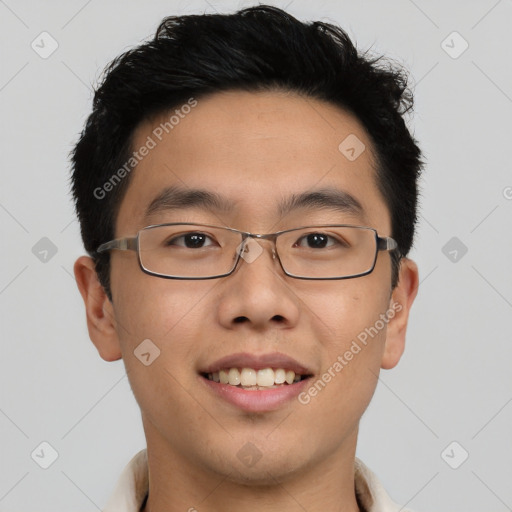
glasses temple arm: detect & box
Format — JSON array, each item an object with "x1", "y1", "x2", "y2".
[
  {"x1": 97, "y1": 237, "x2": 138, "y2": 253},
  {"x1": 377, "y1": 236, "x2": 398, "y2": 252}
]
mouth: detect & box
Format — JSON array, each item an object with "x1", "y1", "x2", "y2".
[
  {"x1": 198, "y1": 352, "x2": 314, "y2": 412},
  {"x1": 200, "y1": 367, "x2": 311, "y2": 390}
]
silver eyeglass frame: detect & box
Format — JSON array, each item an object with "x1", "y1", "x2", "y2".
[{"x1": 96, "y1": 222, "x2": 398, "y2": 280}]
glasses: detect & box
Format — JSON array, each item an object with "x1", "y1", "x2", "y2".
[{"x1": 96, "y1": 223, "x2": 398, "y2": 280}]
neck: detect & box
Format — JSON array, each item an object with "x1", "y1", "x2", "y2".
[{"x1": 140, "y1": 422, "x2": 362, "y2": 512}]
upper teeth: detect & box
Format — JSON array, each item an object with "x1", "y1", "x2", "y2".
[{"x1": 207, "y1": 368, "x2": 301, "y2": 387}]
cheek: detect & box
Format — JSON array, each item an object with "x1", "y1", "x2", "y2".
[
  {"x1": 109, "y1": 271, "x2": 217, "y2": 410},
  {"x1": 111, "y1": 262, "x2": 215, "y2": 343},
  {"x1": 110, "y1": 275, "x2": 215, "y2": 421},
  {"x1": 304, "y1": 277, "x2": 390, "y2": 353},
  {"x1": 295, "y1": 279, "x2": 390, "y2": 410}
]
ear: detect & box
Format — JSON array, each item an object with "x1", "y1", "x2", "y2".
[
  {"x1": 381, "y1": 257, "x2": 419, "y2": 370},
  {"x1": 74, "y1": 256, "x2": 122, "y2": 362}
]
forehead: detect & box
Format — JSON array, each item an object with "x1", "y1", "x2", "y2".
[{"x1": 116, "y1": 90, "x2": 390, "y2": 233}]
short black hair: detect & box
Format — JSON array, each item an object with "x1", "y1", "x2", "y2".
[{"x1": 70, "y1": 5, "x2": 423, "y2": 299}]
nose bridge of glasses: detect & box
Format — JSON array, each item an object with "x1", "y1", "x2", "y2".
[{"x1": 239, "y1": 232, "x2": 278, "y2": 260}]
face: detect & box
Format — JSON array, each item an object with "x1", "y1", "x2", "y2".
[{"x1": 77, "y1": 89, "x2": 418, "y2": 484}]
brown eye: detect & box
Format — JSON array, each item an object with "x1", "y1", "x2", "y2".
[
  {"x1": 165, "y1": 232, "x2": 215, "y2": 248},
  {"x1": 294, "y1": 232, "x2": 347, "y2": 249}
]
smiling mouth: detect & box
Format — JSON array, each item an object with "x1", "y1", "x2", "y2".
[{"x1": 200, "y1": 367, "x2": 312, "y2": 390}]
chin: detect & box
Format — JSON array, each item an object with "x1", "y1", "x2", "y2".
[
  {"x1": 225, "y1": 461, "x2": 303, "y2": 486},
  {"x1": 208, "y1": 443, "x2": 315, "y2": 486}
]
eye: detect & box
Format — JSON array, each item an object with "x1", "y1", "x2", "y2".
[
  {"x1": 295, "y1": 232, "x2": 341, "y2": 249},
  {"x1": 165, "y1": 232, "x2": 216, "y2": 249}
]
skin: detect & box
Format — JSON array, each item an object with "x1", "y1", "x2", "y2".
[{"x1": 75, "y1": 90, "x2": 419, "y2": 512}]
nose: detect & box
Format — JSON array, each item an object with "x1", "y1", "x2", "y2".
[{"x1": 216, "y1": 237, "x2": 300, "y2": 330}]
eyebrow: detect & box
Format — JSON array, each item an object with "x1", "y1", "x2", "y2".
[
  {"x1": 278, "y1": 188, "x2": 364, "y2": 218},
  {"x1": 144, "y1": 185, "x2": 365, "y2": 220}
]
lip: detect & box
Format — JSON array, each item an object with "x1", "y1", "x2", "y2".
[
  {"x1": 199, "y1": 375, "x2": 312, "y2": 412},
  {"x1": 198, "y1": 352, "x2": 314, "y2": 413},
  {"x1": 199, "y1": 351, "x2": 313, "y2": 375}
]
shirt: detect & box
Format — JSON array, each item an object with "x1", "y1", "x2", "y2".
[{"x1": 103, "y1": 449, "x2": 416, "y2": 512}]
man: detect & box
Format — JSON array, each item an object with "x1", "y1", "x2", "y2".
[{"x1": 71, "y1": 5, "x2": 422, "y2": 511}]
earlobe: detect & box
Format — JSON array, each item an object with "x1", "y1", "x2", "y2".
[
  {"x1": 73, "y1": 256, "x2": 122, "y2": 362},
  {"x1": 381, "y1": 257, "x2": 419, "y2": 370}
]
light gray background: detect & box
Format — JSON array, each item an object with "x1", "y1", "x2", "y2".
[{"x1": 1, "y1": 0, "x2": 511, "y2": 510}]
